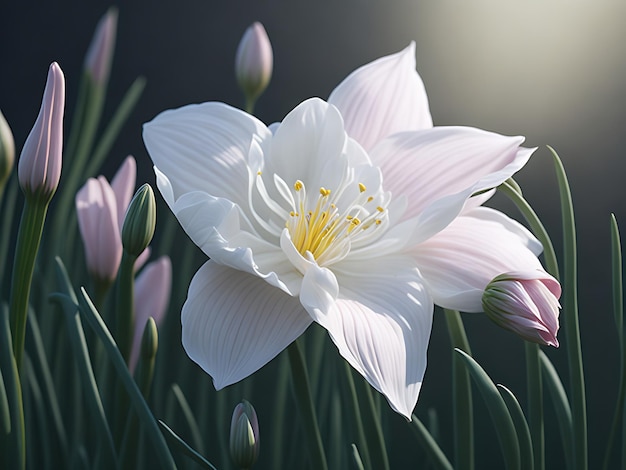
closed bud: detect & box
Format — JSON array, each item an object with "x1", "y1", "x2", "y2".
[
  {"x1": 121, "y1": 183, "x2": 156, "y2": 257},
  {"x1": 235, "y1": 22, "x2": 273, "y2": 105},
  {"x1": 482, "y1": 270, "x2": 561, "y2": 347},
  {"x1": 229, "y1": 400, "x2": 259, "y2": 469},
  {"x1": 85, "y1": 7, "x2": 118, "y2": 86},
  {"x1": 18, "y1": 62, "x2": 65, "y2": 201},
  {"x1": 140, "y1": 317, "x2": 158, "y2": 363},
  {"x1": 0, "y1": 110, "x2": 15, "y2": 190}
]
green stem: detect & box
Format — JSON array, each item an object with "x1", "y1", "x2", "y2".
[
  {"x1": 525, "y1": 343, "x2": 544, "y2": 470},
  {"x1": 287, "y1": 339, "x2": 328, "y2": 470},
  {"x1": 603, "y1": 214, "x2": 624, "y2": 470},
  {"x1": 9, "y1": 198, "x2": 49, "y2": 368},
  {"x1": 444, "y1": 308, "x2": 473, "y2": 470},
  {"x1": 341, "y1": 362, "x2": 371, "y2": 470},
  {"x1": 116, "y1": 251, "x2": 137, "y2": 363},
  {"x1": 550, "y1": 146, "x2": 587, "y2": 469},
  {"x1": 0, "y1": 304, "x2": 24, "y2": 470},
  {"x1": 357, "y1": 377, "x2": 390, "y2": 470}
]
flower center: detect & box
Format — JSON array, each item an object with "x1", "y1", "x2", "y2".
[{"x1": 285, "y1": 179, "x2": 387, "y2": 266}]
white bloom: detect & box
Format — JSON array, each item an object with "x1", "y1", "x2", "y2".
[{"x1": 143, "y1": 43, "x2": 549, "y2": 419}]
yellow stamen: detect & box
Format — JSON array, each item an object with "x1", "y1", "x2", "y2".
[
  {"x1": 294, "y1": 180, "x2": 303, "y2": 191},
  {"x1": 358, "y1": 183, "x2": 367, "y2": 193}
]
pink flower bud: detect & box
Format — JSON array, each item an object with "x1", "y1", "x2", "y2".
[
  {"x1": 18, "y1": 62, "x2": 65, "y2": 200},
  {"x1": 235, "y1": 22, "x2": 273, "y2": 102},
  {"x1": 482, "y1": 270, "x2": 561, "y2": 347},
  {"x1": 75, "y1": 156, "x2": 136, "y2": 282},
  {"x1": 85, "y1": 8, "x2": 118, "y2": 86},
  {"x1": 129, "y1": 256, "x2": 172, "y2": 372}
]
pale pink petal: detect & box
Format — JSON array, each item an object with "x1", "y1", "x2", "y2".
[
  {"x1": 370, "y1": 126, "x2": 535, "y2": 223},
  {"x1": 182, "y1": 262, "x2": 312, "y2": 389},
  {"x1": 412, "y1": 207, "x2": 544, "y2": 312},
  {"x1": 110, "y1": 155, "x2": 137, "y2": 228},
  {"x1": 329, "y1": 43, "x2": 432, "y2": 151},
  {"x1": 130, "y1": 256, "x2": 172, "y2": 372},
  {"x1": 143, "y1": 102, "x2": 271, "y2": 208},
  {"x1": 300, "y1": 257, "x2": 432, "y2": 419},
  {"x1": 75, "y1": 176, "x2": 122, "y2": 282}
]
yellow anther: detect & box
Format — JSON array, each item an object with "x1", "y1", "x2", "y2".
[
  {"x1": 294, "y1": 180, "x2": 303, "y2": 191},
  {"x1": 375, "y1": 220, "x2": 382, "y2": 225},
  {"x1": 367, "y1": 196, "x2": 374, "y2": 202},
  {"x1": 358, "y1": 183, "x2": 367, "y2": 193},
  {"x1": 290, "y1": 211, "x2": 296, "y2": 217},
  {"x1": 351, "y1": 218, "x2": 361, "y2": 225},
  {"x1": 377, "y1": 206, "x2": 384, "y2": 212},
  {"x1": 346, "y1": 215, "x2": 353, "y2": 220},
  {"x1": 257, "y1": 171, "x2": 262, "y2": 175},
  {"x1": 320, "y1": 187, "x2": 331, "y2": 197},
  {"x1": 331, "y1": 204, "x2": 336, "y2": 209}
]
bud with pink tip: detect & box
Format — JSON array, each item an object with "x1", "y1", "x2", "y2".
[
  {"x1": 482, "y1": 270, "x2": 561, "y2": 347},
  {"x1": 85, "y1": 8, "x2": 118, "y2": 86},
  {"x1": 235, "y1": 22, "x2": 273, "y2": 107},
  {"x1": 18, "y1": 62, "x2": 65, "y2": 200}
]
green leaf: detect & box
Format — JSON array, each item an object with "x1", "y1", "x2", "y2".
[
  {"x1": 454, "y1": 348, "x2": 520, "y2": 470},
  {"x1": 549, "y1": 146, "x2": 587, "y2": 470},
  {"x1": 444, "y1": 309, "x2": 473, "y2": 470},
  {"x1": 0, "y1": 303, "x2": 24, "y2": 470},
  {"x1": 170, "y1": 384, "x2": 205, "y2": 455},
  {"x1": 408, "y1": 414, "x2": 453, "y2": 470},
  {"x1": 287, "y1": 340, "x2": 328, "y2": 470},
  {"x1": 351, "y1": 444, "x2": 365, "y2": 470},
  {"x1": 50, "y1": 262, "x2": 118, "y2": 470},
  {"x1": 158, "y1": 420, "x2": 217, "y2": 470},
  {"x1": 539, "y1": 351, "x2": 573, "y2": 469},
  {"x1": 72, "y1": 281, "x2": 176, "y2": 469},
  {"x1": 497, "y1": 385, "x2": 534, "y2": 470}
]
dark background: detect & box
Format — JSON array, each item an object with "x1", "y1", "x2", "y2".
[{"x1": 2, "y1": 1, "x2": 625, "y2": 467}]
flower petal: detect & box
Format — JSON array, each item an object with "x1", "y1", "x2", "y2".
[
  {"x1": 110, "y1": 155, "x2": 136, "y2": 228},
  {"x1": 267, "y1": 98, "x2": 361, "y2": 193},
  {"x1": 413, "y1": 206, "x2": 544, "y2": 312},
  {"x1": 329, "y1": 43, "x2": 432, "y2": 151},
  {"x1": 300, "y1": 256, "x2": 433, "y2": 419},
  {"x1": 75, "y1": 176, "x2": 122, "y2": 282},
  {"x1": 157, "y1": 169, "x2": 301, "y2": 295},
  {"x1": 370, "y1": 126, "x2": 535, "y2": 223},
  {"x1": 143, "y1": 101, "x2": 271, "y2": 208},
  {"x1": 182, "y1": 262, "x2": 312, "y2": 389}
]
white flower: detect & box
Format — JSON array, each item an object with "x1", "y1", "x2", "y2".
[{"x1": 143, "y1": 43, "x2": 549, "y2": 419}]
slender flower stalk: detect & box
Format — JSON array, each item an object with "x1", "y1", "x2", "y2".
[
  {"x1": 235, "y1": 22, "x2": 273, "y2": 113},
  {"x1": 117, "y1": 183, "x2": 157, "y2": 362},
  {"x1": 10, "y1": 62, "x2": 65, "y2": 368}
]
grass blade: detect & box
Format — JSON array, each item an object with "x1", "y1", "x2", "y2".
[
  {"x1": 455, "y1": 348, "x2": 520, "y2": 470},
  {"x1": 408, "y1": 414, "x2": 453, "y2": 470}
]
